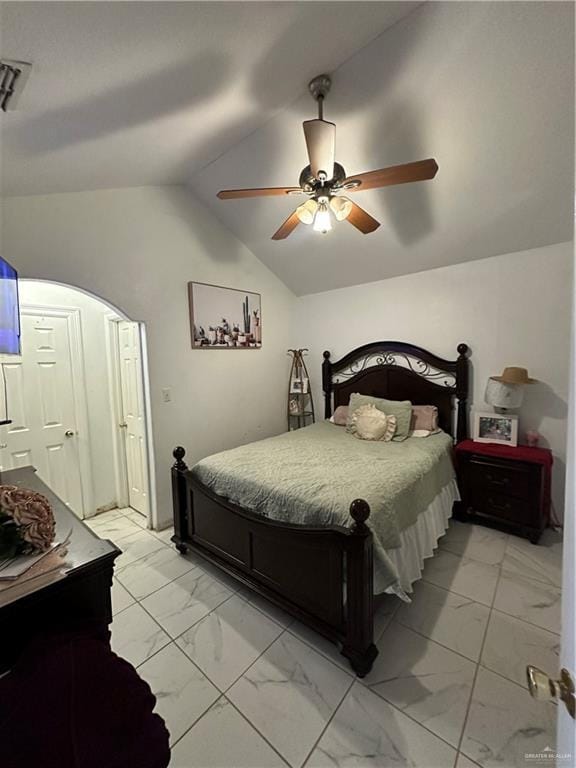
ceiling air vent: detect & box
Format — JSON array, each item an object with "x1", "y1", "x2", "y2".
[{"x1": 0, "y1": 59, "x2": 32, "y2": 112}]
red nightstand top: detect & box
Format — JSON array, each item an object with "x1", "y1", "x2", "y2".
[{"x1": 456, "y1": 439, "x2": 553, "y2": 467}]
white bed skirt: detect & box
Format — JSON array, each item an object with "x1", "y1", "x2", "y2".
[{"x1": 384, "y1": 479, "x2": 460, "y2": 600}]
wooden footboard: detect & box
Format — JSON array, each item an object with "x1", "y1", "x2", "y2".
[{"x1": 171, "y1": 447, "x2": 378, "y2": 676}]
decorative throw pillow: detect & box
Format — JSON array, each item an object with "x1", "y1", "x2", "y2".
[
  {"x1": 348, "y1": 404, "x2": 397, "y2": 442},
  {"x1": 329, "y1": 405, "x2": 349, "y2": 426},
  {"x1": 346, "y1": 394, "x2": 412, "y2": 441},
  {"x1": 410, "y1": 405, "x2": 439, "y2": 432}
]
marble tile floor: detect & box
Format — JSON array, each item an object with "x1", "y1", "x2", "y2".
[{"x1": 88, "y1": 509, "x2": 563, "y2": 768}]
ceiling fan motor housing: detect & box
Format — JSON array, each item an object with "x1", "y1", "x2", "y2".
[{"x1": 299, "y1": 162, "x2": 346, "y2": 195}]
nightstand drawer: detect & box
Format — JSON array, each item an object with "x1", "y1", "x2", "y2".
[
  {"x1": 475, "y1": 491, "x2": 537, "y2": 526},
  {"x1": 467, "y1": 457, "x2": 538, "y2": 502}
]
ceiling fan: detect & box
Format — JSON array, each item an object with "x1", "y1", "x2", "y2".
[{"x1": 217, "y1": 74, "x2": 438, "y2": 241}]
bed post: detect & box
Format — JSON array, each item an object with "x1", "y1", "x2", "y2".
[
  {"x1": 342, "y1": 499, "x2": 378, "y2": 677},
  {"x1": 172, "y1": 446, "x2": 189, "y2": 554},
  {"x1": 322, "y1": 350, "x2": 332, "y2": 419},
  {"x1": 455, "y1": 343, "x2": 469, "y2": 443}
]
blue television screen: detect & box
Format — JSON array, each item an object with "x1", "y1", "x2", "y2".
[{"x1": 0, "y1": 256, "x2": 20, "y2": 355}]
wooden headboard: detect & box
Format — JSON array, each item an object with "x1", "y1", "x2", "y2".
[{"x1": 322, "y1": 341, "x2": 470, "y2": 442}]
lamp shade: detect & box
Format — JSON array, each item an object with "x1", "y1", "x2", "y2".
[
  {"x1": 296, "y1": 199, "x2": 318, "y2": 225},
  {"x1": 329, "y1": 196, "x2": 353, "y2": 221},
  {"x1": 485, "y1": 378, "x2": 524, "y2": 410},
  {"x1": 313, "y1": 202, "x2": 332, "y2": 233}
]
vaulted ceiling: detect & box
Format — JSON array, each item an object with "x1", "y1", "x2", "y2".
[
  {"x1": 1, "y1": 2, "x2": 574, "y2": 296},
  {"x1": 0, "y1": 1, "x2": 419, "y2": 195}
]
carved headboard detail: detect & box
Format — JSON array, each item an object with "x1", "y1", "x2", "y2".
[{"x1": 322, "y1": 341, "x2": 470, "y2": 442}]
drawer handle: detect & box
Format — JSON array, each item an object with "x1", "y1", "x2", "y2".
[
  {"x1": 488, "y1": 496, "x2": 511, "y2": 511},
  {"x1": 487, "y1": 474, "x2": 509, "y2": 486}
]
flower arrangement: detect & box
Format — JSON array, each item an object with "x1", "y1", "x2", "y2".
[{"x1": 0, "y1": 485, "x2": 55, "y2": 558}]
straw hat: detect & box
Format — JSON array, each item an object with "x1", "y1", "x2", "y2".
[{"x1": 490, "y1": 366, "x2": 536, "y2": 385}]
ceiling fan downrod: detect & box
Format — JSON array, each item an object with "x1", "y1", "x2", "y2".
[{"x1": 308, "y1": 74, "x2": 331, "y2": 121}]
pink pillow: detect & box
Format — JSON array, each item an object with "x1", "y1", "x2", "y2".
[
  {"x1": 411, "y1": 405, "x2": 439, "y2": 432},
  {"x1": 331, "y1": 405, "x2": 349, "y2": 426}
]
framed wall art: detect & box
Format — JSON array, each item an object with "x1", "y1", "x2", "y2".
[{"x1": 188, "y1": 282, "x2": 262, "y2": 349}]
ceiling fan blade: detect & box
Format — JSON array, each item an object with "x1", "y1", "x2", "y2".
[
  {"x1": 217, "y1": 187, "x2": 302, "y2": 199},
  {"x1": 271, "y1": 210, "x2": 301, "y2": 240},
  {"x1": 303, "y1": 119, "x2": 335, "y2": 180},
  {"x1": 344, "y1": 158, "x2": 438, "y2": 192},
  {"x1": 346, "y1": 201, "x2": 380, "y2": 234}
]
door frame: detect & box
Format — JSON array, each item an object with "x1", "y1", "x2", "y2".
[
  {"x1": 19, "y1": 303, "x2": 94, "y2": 519},
  {"x1": 105, "y1": 315, "x2": 157, "y2": 528},
  {"x1": 557, "y1": 268, "x2": 575, "y2": 758}
]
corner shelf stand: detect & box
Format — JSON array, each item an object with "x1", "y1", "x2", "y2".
[{"x1": 287, "y1": 349, "x2": 315, "y2": 430}]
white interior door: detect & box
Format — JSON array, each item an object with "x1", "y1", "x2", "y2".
[
  {"x1": 557, "y1": 288, "x2": 575, "y2": 758},
  {"x1": 118, "y1": 321, "x2": 150, "y2": 518},
  {"x1": 0, "y1": 311, "x2": 85, "y2": 516}
]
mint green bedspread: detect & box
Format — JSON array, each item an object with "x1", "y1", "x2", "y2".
[{"x1": 191, "y1": 421, "x2": 455, "y2": 592}]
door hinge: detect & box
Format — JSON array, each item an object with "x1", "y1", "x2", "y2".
[
  {"x1": 527, "y1": 666, "x2": 575, "y2": 719},
  {"x1": 0, "y1": 60, "x2": 32, "y2": 111}
]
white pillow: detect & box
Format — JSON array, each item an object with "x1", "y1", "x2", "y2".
[
  {"x1": 349, "y1": 404, "x2": 397, "y2": 442},
  {"x1": 409, "y1": 429, "x2": 439, "y2": 438}
]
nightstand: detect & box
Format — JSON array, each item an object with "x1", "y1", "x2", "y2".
[{"x1": 454, "y1": 439, "x2": 553, "y2": 544}]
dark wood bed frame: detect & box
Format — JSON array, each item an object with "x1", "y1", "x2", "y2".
[{"x1": 171, "y1": 341, "x2": 469, "y2": 676}]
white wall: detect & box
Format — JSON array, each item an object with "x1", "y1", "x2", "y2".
[
  {"x1": 2, "y1": 186, "x2": 297, "y2": 527},
  {"x1": 18, "y1": 280, "x2": 121, "y2": 514},
  {"x1": 2, "y1": 185, "x2": 571, "y2": 523},
  {"x1": 296, "y1": 242, "x2": 573, "y2": 517}
]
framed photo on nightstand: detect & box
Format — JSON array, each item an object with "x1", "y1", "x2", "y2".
[{"x1": 473, "y1": 411, "x2": 518, "y2": 446}]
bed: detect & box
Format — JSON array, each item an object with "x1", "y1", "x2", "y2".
[{"x1": 171, "y1": 341, "x2": 470, "y2": 676}]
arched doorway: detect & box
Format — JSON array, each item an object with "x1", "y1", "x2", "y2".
[{"x1": 0, "y1": 280, "x2": 156, "y2": 526}]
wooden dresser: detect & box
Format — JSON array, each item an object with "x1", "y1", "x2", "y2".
[{"x1": 0, "y1": 466, "x2": 120, "y2": 673}]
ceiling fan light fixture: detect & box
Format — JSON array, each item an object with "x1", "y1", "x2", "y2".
[
  {"x1": 296, "y1": 198, "x2": 318, "y2": 225},
  {"x1": 313, "y1": 202, "x2": 332, "y2": 234},
  {"x1": 217, "y1": 74, "x2": 438, "y2": 241},
  {"x1": 329, "y1": 196, "x2": 353, "y2": 221}
]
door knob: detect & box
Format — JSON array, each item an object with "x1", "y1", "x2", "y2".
[
  {"x1": 119, "y1": 422, "x2": 128, "y2": 429},
  {"x1": 0, "y1": 443, "x2": 7, "y2": 449},
  {"x1": 65, "y1": 430, "x2": 75, "y2": 438},
  {"x1": 527, "y1": 665, "x2": 575, "y2": 719}
]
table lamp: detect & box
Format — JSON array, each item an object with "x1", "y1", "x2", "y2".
[{"x1": 485, "y1": 366, "x2": 535, "y2": 413}]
